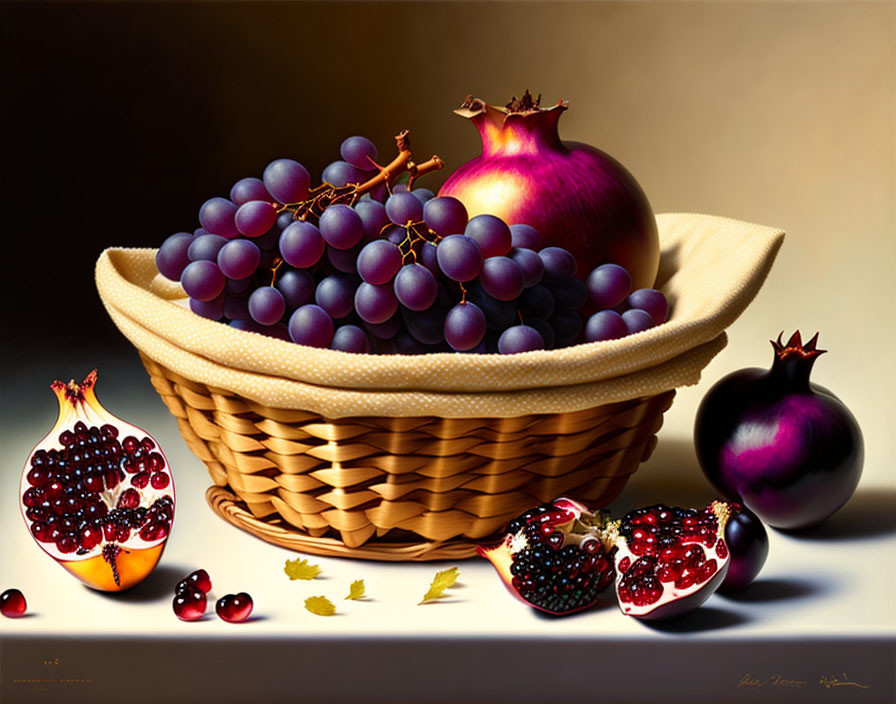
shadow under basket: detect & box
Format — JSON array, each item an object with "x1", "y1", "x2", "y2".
[{"x1": 142, "y1": 354, "x2": 675, "y2": 561}]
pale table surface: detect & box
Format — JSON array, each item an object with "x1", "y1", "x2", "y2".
[{"x1": 1, "y1": 347, "x2": 894, "y2": 704}]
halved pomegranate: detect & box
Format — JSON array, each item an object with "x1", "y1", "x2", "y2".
[
  {"x1": 476, "y1": 498, "x2": 617, "y2": 615},
  {"x1": 479, "y1": 498, "x2": 732, "y2": 620},
  {"x1": 611, "y1": 502, "x2": 730, "y2": 620},
  {"x1": 19, "y1": 371, "x2": 175, "y2": 591}
]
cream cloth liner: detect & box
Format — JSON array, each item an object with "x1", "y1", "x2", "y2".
[{"x1": 95, "y1": 213, "x2": 783, "y2": 418}]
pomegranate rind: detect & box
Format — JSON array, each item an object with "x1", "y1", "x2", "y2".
[
  {"x1": 19, "y1": 370, "x2": 175, "y2": 592},
  {"x1": 62, "y1": 543, "x2": 166, "y2": 592}
]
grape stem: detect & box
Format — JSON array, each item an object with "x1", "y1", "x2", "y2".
[{"x1": 276, "y1": 130, "x2": 444, "y2": 221}]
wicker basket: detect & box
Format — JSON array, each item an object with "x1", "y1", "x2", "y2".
[{"x1": 96, "y1": 213, "x2": 784, "y2": 560}]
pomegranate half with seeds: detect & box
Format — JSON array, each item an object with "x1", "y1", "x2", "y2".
[
  {"x1": 611, "y1": 502, "x2": 731, "y2": 620},
  {"x1": 19, "y1": 370, "x2": 175, "y2": 592},
  {"x1": 479, "y1": 498, "x2": 732, "y2": 620}
]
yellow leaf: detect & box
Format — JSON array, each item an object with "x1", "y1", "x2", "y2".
[
  {"x1": 305, "y1": 595, "x2": 336, "y2": 616},
  {"x1": 345, "y1": 579, "x2": 366, "y2": 600},
  {"x1": 419, "y1": 567, "x2": 460, "y2": 604},
  {"x1": 284, "y1": 557, "x2": 321, "y2": 581}
]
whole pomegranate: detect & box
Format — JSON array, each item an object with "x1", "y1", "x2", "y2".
[
  {"x1": 695, "y1": 332, "x2": 863, "y2": 530},
  {"x1": 20, "y1": 371, "x2": 175, "y2": 591},
  {"x1": 439, "y1": 91, "x2": 659, "y2": 289}
]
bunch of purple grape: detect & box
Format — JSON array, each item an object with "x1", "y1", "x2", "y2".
[{"x1": 156, "y1": 135, "x2": 669, "y2": 354}]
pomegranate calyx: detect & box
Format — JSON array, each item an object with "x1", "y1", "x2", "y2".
[{"x1": 770, "y1": 331, "x2": 826, "y2": 388}]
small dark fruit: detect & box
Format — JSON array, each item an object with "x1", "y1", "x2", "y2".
[
  {"x1": 1, "y1": 588, "x2": 27, "y2": 618},
  {"x1": 216, "y1": 592, "x2": 253, "y2": 623},
  {"x1": 719, "y1": 504, "x2": 769, "y2": 592},
  {"x1": 176, "y1": 569, "x2": 212, "y2": 595},
  {"x1": 173, "y1": 587, "x2": 207, "y2": 621}
]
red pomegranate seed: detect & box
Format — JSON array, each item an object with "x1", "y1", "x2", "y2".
[
  {"x1": 57, "y1": 535, "x2": 78, "y2": 554},
  {"x1": 79, "y1": 526, "x2": 102, "y2": 550},
  {"x1": 150, "y1": 473, "x2": 170, "y2": 490},
  {"x1": 117, "y1": 489, "x2": 140, "y2": 509},
  {"x1": 1, "y1": 589, "x2": 27, "y2": 618},
  {"x1": 216, "y1": 593, "x2": 253, "y2": 623},
  {"x1": 131, "y1": 472, "x2": 150, "y2": 489},
  {"x1": 173, "y1": 587, "x2": 207, "y2": 621},
  {"x1": 177, "y1": 569, "x2": 212, "y2": 595}
]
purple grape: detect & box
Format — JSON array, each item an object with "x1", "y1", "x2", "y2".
[
  {"x1": 331, "y1": 324, "x2": 371, "y2": 353},
  {"x1": 199, "y1": 197, "x2": 239, "y2": 239},
  {"x1": 423, "y1": 196, "x2": 468, "y2": 236},
  {"x1": 276, "y1": 268, "x2": 315, "y2": 310},
  {"x1": 230, "y1": 177, "x2": 271, "y2": 206},
  {"x1": 509, "y1": 247, "x2": 544, "y2": 288},
  {"x1": 194, "y1": 227, "x2": 208, "y2": 236},
  {"x1": 550, "y1": 309, "x2": 583, "y2": 347},
  {"x1": 217, "y1": 239, "x2": 261, "y2": 280},
  {"x1": 720, "y1": 506, "x2": 769, "y2": 592},
  {"x1": 326, "y1": 244, "x2": 362, "y2": 274},
  {"x1": 277, "y1": 212, "x2": 295, "y2": 231},
  {"x1": 411, "y1": 188, "x2": 435, "y2": 204},
  {"x1": 354, "y1": 282, "x2": 399, "y2": 324},
  {"x1": 320, "y1": 204, "x2": 364, "y2": 250},
  {"x1": 288, "y1": 304, "x2": 334, "y2": 348},
  {"x1": 469, "y1": 287, "x2": 516, "y2": 330},
  {"x1": 223, "y1": 294, "x2": 250, "y2": 321},
  {"x1": 479, "y1": 256, "x2": 524, "y2": 302},
  {"x1": 363, "y1": 314, "x2": 401, "y2": 340},
  {"x1": 354, "y1": 200, "x2": 390, "y2": 242},
  {"x1": 444, "y1": 302, "x2": 486, "y2": 351},
  {"x1": 385, "y1": 226, "x2": 406, "y2": 245},
  {"x1": 498, "y1": 325, "x2": 545, "y2": 354},
  {"x1": 393, "y1": 330, "x2": 430, "y2": 355},
  {"x1": 394, "y1": 264, "x2": 437, "y2": 311},
  {"x1": 420, "y1": 241, "x2": 441, "y2": 280},
  {"x1": 248, "y1": 286, "x2": 286, "y2": 326},
  {"x1": 340, "y1": 136, "x2": 378, "y2": 170},
  {"x1": 181, "y1": 260, "x2": 226, "y2": 302},
  {"x1": 622, "y1": 308, "x2": 655, "y2": 334},
  {"x1": 509, "y1": 224, "x2": 541, "y2": 251},
  {"x1": 436, "y1": 234, "x2": 483, "y2": 283},
  {"x1": 263, "y1": 159, "x2": 310, "y2": 203},
  {"x1": 322, "y1": 160, "x2": 366, "y2": 187},
  {"x1": 587, "y1": 263, "x2": 632, "y2": 310},
  {"x1": 357, "y1": 240, "x2": 402, "y2": 285},
  {"x1": 627, "y1": 289, "x2": 669, "y2": 325},
  {"x1": 368, "y1": 182, "x2": 389, "y2": 203},
  {"x1": 315, "y1": 275, "x2": 358, "y2": 319},
  {"x1": 255, "y1": 225, "x2": 282, "y2": 252},
  {"x1": 190, "y1": 293, "x2": 225, "y2": 321},
  {"x1": 527, "y1": 318, "x2": 556, "y2": 350},
  {"x1": 156, "y1": 232, "x2": 194, "y2": 281},
  {"x1": 403, "y1": 307, "x2": 446, "y2": 346},
  {"x1": 187, "y1": 234, "x2": 228, "y2": 262},
  {"x1": 539, "y1": 247, "x2": 577, "y2": 285},
  {"x1": 518, "y1": 284, "x2": 555, "y2": 320},
  {"x1": 584, "y1": 310, "x2": 627, "y2": 342},
  {"x1": 552, "y1": 277, "x2": 588, "y2": 310},
  {"x1": 385, "y1": 191, "x2": 424, "y2": 226},
  {"x1": 279, "y1": 221, "x2": 323, "y2": 268},
  {"x1": 226, "y1": 277, "x2": 252, "y2": 296},
  {"x1": 235, "y1": 200, "x2": 278, "y2": 238},
  {"x1": 465, "y1": 214, "x2": 512, "y2": 258}
]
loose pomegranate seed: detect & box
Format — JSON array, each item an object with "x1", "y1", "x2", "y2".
[
  {"x1": 177, "y1": 569, "x2": 212, "y2": 595},
  {"x1": 150, "y1": 473, "x2": 170, "y2": 490},
  {"x1": 173, "y1": 587, "x2": 207, "y2": 621},
  {"x1": 216, "y1": 593, "x2": 254, "y2": 623},
  {"x1": 131, "y1": 472, "x2": 150, "y2": 489},
  {"x1": 1, "y1": 589, "x2": 27, "y2": 618}
]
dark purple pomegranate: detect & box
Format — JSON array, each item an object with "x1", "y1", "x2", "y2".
[{"x1": 695, "y1": 332, "x2": 863, "y2": 530}]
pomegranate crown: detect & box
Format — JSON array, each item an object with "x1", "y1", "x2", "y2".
[
  {"x1": 455, "y1": 90, "x2": 568, "y2": 123},
  {"x1": 771, "y1": 330, "x2": 826, "y2": 361}
]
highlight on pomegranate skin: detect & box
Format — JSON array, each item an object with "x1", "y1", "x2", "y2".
[
  {"x1": 19, "y1": 371, "x2": 175, "y2": 592},
  {"x1": 438, "y1": 91, "x2": 660, "y2": 290}
]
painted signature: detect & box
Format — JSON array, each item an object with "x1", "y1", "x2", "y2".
[{"x1": 738, "y1": 673, "x2": 870, "y2": 690}]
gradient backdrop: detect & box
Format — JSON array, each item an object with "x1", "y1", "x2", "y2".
[{"x1": 0, "y1": 4, "x2": 894, "y2": 699}]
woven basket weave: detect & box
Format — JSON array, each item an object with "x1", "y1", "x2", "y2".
[{"x1": 96, "y1": 213, "x2": 784, "y2": 560}]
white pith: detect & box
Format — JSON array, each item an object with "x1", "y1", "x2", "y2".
[{"x1": 19, "y1": 376, "x2": 175, "y2": 563}]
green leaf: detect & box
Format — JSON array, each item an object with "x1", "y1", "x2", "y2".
[
  {"x1": 419, "y1": 567, "x2": 460, "y2": 604},
  {"x1": 345, "y1": 579, "x2": 366, "y2": 600},
  {"x1": 305, "y1": 595, "x2": 336, "y2": 616},
  {"x1": 284, "y1": 557, "x2": 321, "y2": 581}
]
